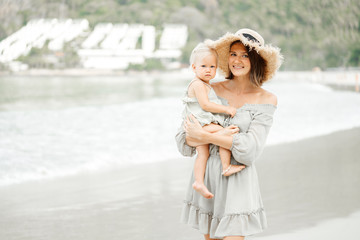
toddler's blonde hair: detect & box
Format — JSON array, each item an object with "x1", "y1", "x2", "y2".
[{"x1": 189, "y1": 42, "x2": 218, "y2": 65}]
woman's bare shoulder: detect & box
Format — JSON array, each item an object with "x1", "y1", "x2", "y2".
[
  {"x1": 260, "y1": 88, "x2": 278, "y2": 106},
  {"x1": 211, "y1": 81, "x2": 224, "y2": 89},
  {"x1": 211, "y1": 80, "x2": 229, "y2": 93}
]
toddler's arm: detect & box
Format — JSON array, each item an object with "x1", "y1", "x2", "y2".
[{"x1": 192, "y1": 81, "x2": 237, "y2": 117}]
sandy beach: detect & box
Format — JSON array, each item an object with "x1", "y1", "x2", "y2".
[{"x1": 0, "y1": 127, "x2": 359, "y2": 240}]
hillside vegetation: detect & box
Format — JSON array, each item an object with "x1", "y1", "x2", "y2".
[{"x1": 1, "y1": 0, "x2": 359, "y2": 70}]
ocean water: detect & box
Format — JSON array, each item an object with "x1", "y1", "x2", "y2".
[{"x1": 1, "y1": 71, "x2": 360, "y2": 186}]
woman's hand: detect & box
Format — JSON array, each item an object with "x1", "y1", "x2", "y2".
[
  {"x1": 215, "y1": 125, "x2": 240, "y2": 136},
  {"x1": 184, "y1": 115, "x2": 209, "y2": 147},
  {"x1": 184, "y1": 115, "x2": 206, "y2": 141}
]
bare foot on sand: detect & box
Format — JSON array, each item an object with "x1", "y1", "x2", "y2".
[
  {"x1": 222, "y1": 164, "x2": 246, "y2": 177},
  {"x1": 192, "y1": 181, "x2": 214, "y2": 199}
]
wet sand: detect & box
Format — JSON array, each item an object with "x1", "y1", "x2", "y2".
[
  {"x1": 256, "y1": 127, "x2": 360, "y2": 237},
  {"x1": 257, "y1": 210, "x2": 360, "y2": 240},
  {"x1": 0, "y1": 127, "x2": 359, "y2": 240}
]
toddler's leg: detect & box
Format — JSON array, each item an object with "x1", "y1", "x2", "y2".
[
  {"x1": 193, "y1": 145, "x2": 214, "y2": 199},
  {"x1": 219, "y1": 147, "x2": 246, "y2": 177}
]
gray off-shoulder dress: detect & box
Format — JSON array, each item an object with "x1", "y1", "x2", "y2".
[{"x1": 175, "y1": 101, "x2": 276, "y2": 239}]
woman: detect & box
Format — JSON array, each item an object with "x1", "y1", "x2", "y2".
[{"x1": 175, "y1": 28, "x2": 283, "y2": 240}]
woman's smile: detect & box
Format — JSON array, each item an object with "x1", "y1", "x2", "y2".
[{"x1": 232, "y1": 65, "x2": 245, "y2": 69}]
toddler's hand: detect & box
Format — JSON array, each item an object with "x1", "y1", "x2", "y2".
[{"x1": 226, "y1": 106, "x2": 237, "y2": 117}]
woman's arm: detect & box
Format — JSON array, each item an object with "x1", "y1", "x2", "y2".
[
  {"x1": 185, "y1": 107, "x2": 275, "y2": 167},
  {"x1": 230, "y1": 110, "x2": 274, "y2": 166},
  {"x1": 175, "y1": 121, "x2": 196, "y2": 157},
  {"x1": 228, "y1": 91, "x2": 277, "y2": 165}
]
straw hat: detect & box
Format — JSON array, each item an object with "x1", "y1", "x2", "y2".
[{"x1": 206, "y1": 28, "x2": 283, "y2": 82}]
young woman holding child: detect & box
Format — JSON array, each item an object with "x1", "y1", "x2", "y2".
[{"x1": 176, "y1": 28, "x2": 283, "y2": 240}]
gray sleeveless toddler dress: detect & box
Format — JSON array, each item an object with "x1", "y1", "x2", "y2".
[
  {"x1": 175, "y1": 98, "x2": 276, "y2": 239},
  {"x1": 182, "y1": 80, "x2": 225, "y2": 126}
]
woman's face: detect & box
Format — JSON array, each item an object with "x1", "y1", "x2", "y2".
[{"x1": 228, "y1": 42, "x2": 251, "y2": 77}]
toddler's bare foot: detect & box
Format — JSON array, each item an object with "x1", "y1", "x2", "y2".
[
  {"x1": 192, "y1": 181, "x2": 214, "y2": 199},
  {"x1": 222, "y1": 164, "x2": 245, "y2": 177}
]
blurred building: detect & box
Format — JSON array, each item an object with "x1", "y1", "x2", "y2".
[{"x1": 0, "y1": 19, "x2": 188, "y2": 71}]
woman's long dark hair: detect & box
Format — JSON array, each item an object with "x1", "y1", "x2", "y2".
[{"x1": 226, "y1": 40, "x2": 266, "y2": 87}]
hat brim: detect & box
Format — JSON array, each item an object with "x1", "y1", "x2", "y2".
[{"x1": 206, "y1": 33, "x2": 283, "y2": 82}]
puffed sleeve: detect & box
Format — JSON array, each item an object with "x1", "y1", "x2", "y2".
[
  {"x1": 230, "y1": 107, "x2": 275, "y2": 166},
  {"x1": 175, "y1": 122, "x2": 196, "y2": 157}
]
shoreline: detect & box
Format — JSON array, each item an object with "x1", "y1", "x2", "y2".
[
  {"x1": 0, "y1": 127, "x2": 359, "y2": 239},
  {"x1": 0, "y1": 126, "x2": 358, "y2": 189},
  {"x1": 1, "y1": 69, "x2": 359, "y2": 93}
]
